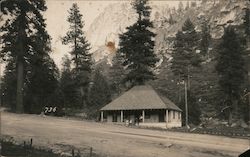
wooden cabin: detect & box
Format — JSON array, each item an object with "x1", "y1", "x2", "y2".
[{"x1": 100, "y1": 85, "x2": 182, "y2": 128}]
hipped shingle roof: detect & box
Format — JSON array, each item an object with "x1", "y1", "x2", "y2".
[{"x1": 101, "y1": 85, "x2": 182, "y2": 111}]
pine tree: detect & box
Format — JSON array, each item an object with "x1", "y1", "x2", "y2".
[
  {"x1": 88, "y1": 68, "x2": 111, "y2": 118},
  {"x1": 1, "y1": 0, "x2": 56, "y2": 113},
  {"x1": 118, "y1": 0, "x2": 158, "y2": 86},
  {"x1": 200, "y1": 19, "x2": 211, "y2": 59},
  {"x1": 171, "y1": 31, "x2": 187, "y2": 79},
  {"x1": 109, "y1": 52, "x2": 126, "y2": 96},
  {"x1": 171, "y1": 18, "x2": 201, "y2": 81},
  {"x1": 216, "y1": 27, "x2": 246, "y2": 125},
  {"x1": 62, "y1": 3, "x2": 92, "y2": 108},
  {"x1": 59, "y1": 55, "x2": 79, "y2": 108}
]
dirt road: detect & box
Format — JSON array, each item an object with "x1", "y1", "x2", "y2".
[{"x1": 1, "y1": 112, "x2": 249, "y2": 157}]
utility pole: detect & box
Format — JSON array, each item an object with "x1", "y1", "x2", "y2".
[
  {"x1": 247, "y1": 47, "x2": 250, "y2": 126},
  {"x1": 184, "y1": 80, "x2": 189, "y2": 128},
  {"x1": 0, "y1": 61, "x2": 2, "y2": 155}
]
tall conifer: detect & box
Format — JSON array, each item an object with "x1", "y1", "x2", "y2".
[
  {"x1": 1, "y1": 0, "x2": 58, "y2": 113},
  {"x1": 62, "y1": 3, "x2": 92, "y2": 108},
  {"x1": 118, "y1": 0, "x2": 158, "y2": 86},
  {"x1": 216, "y1": 27, "x2": 246, "y2": 125},
  {"x1": 171, "y1": 18, "x2": 201, "y2": 81}
]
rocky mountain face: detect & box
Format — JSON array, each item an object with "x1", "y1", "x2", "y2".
[
  {"x1": 87, "y1": 0, "x2": 248, "y2": 65},
  {"x1": 155, "y1": 0, "x2": 248, "y2": 61},
  {"x1": 86, "y1": 2, "x2": 137, "y2": 62}
]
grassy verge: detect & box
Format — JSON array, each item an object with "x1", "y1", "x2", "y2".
[
  {"x1": 0, "y1": 136, "x2": 101, "y2": 157},
  {"x1": 1, "y1": 140, "x2": 61, "y2": 157}
]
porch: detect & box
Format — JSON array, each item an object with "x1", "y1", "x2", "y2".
[{"x1": 100, "y1": 109, "x2": 182, "y2": 128}]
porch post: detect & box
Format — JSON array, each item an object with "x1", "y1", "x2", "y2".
[
  {"x1": 142, "y1": 110, "x2": 145, "y2": 123},
  {"x1": 101, "y1": 111, "x2": 104, "y2": 122},
  {"x1": 121, "y1": 110, "x2": 123, "y2": 122}
]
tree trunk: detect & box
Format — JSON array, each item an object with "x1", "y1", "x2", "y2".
[
  {"x1": 16, "y1": 15, "x2": 25, "y2": 113},
  {"x1": 232, "y1": 99, "x2": 239, "y2": 123},
  {"x1": 228, "y1": 98, "x2": 237, "y2": 126},
  {"x1": 16, "y1": 57, "x2": 24, "y2": 113}
]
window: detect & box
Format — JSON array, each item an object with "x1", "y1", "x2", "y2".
[
  {"x1": 173, "y1": 111, "x2": 175, "y2": 119},
  {"x1": 178, "y1": 112, "x2": 181, "y2": 119}
]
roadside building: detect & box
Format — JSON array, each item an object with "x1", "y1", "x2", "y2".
[{"x1": 100, "y1": 85, "x2": 182, "y2": 128}]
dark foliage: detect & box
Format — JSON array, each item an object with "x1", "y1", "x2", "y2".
[
  {"x1": 1, "y1": 59, "x2": 17, "y2": 111},
  {"x1": 216, "y1": 27, "x2": 246, "y2": 123},
  {"x1": 62, "y1": 3, "x2": 92, "y2": 108},
  {"x1": 88, "y1": 68, "x2": 111, "y2": 118},
  {"x1": 171, "y1": 18, "x2": 201, "y2": 80},
  {"x1": 59, "y1": 55, "x2": 80, "y2": 108},
  {"x1": 118, "y1": 0, "x2": 158, "y2": 86},
  {"x1": 179, "y1": 90, "x2": 201, "y2": 125},
  {"x1": 108, "y1": 52, "x2": 126, "y2": 96},
  {"x1": 1, "y1": 0, "x2": 59, "y2": 113}
]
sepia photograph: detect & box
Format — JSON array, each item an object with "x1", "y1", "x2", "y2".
[{"x1": 0, "y1": 0, "x2": 250, "y2": 156}]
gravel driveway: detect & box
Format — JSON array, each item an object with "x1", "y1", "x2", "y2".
[{"x1": 1, "y1": 112, "x2": 249, "y2": 157}]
